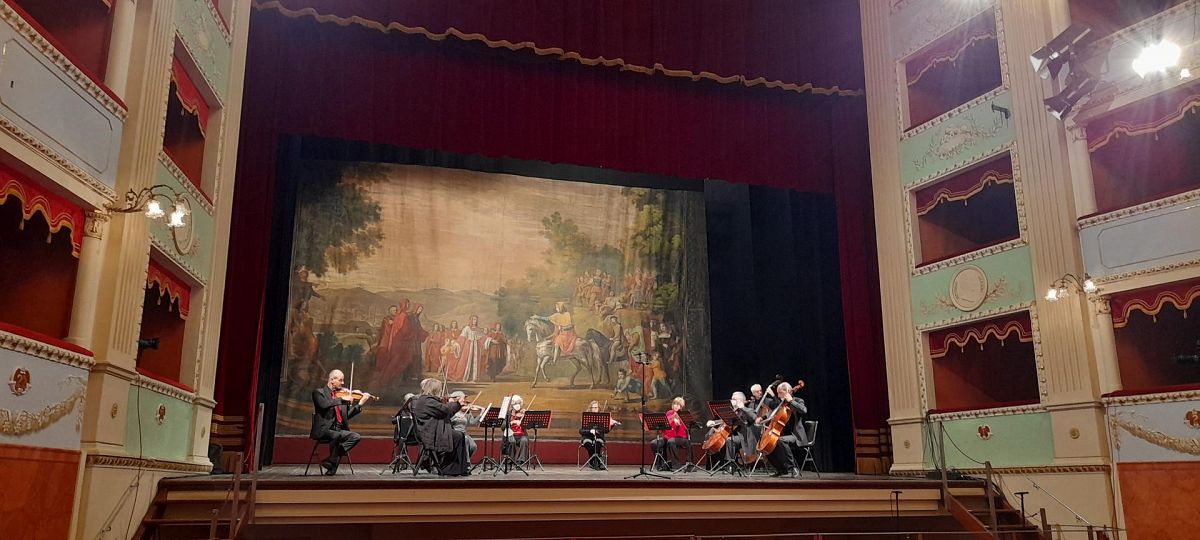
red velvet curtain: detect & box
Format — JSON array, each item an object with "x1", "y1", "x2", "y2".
[
  {"x1": 928, "y1": 311, "x2": 1039, "y2": 412},
  {"x1": 219, "y1": 2, "x2": 883, "y2": 459},
  {"x1": 171, "y1": 57, "x2": 210, "y2": 135}
]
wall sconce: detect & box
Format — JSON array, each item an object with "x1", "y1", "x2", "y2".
[
  {"x1": 106, "y1": 185, "x2": 189, "y2": 228},
  {"x1": 1045, "y1": 273, "x2": 1099, "y2": 302}
]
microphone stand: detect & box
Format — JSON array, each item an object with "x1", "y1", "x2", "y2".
[{"x1": 626, "y1": 352, "x2": 668, "y2": 479}]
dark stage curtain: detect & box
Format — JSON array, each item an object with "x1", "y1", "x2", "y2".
[
  {"x1": 705, "y1": 183, "x2": 855, "y2": 473},
  {"x1": 217, "y1": 2, "x2": 885, "y2": 467}
]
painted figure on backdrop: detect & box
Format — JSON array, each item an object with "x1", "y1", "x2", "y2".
[
  {"x1": 484, "y1": 322, "x2": 509, "y2": 382},
  {"x1": 375, "y1": 304, "x2": 400, "y2": 372},
  {"x1": 605, "y1": 314, "x2": 629, "y2": 366},
  {"x1": 291, "y1": 265, "x2": 323, "y2": 312},
  {"x1": 401, "y1": 304, "x2": 429, "y2": 382},
  {"x1": 647, "y1": 350, "x2": 671, "y2": 399},
  {"x1": 424, "y1": 323, "x2": 445, "y2": 373},
  {"x1": 376, "y1": 299, "x2": 416, "y2": 386},
  {"x1": 447, "y1": 315, "x2": 488, "y2": 382},
  {"x1": 546, "y1": 301, "x2": 577, "y2": 365}
]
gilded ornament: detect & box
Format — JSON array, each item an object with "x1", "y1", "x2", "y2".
[
  {"x1": 1069, "y1": 428, "x2": 1080, "y2": 439},
  {"x1": 0, "y1": 382, "x2": 86, "y2": 436},
  {"x1": 977, "y1": 425, "x2": 992, "y2": 440},
  {"x1": 156, "y1": 404, "x2": 168, "y2": 425},
  {"x1": 1110, "y1": 413, "x2": 1200, "y2": 456},
  {"x1": 110, "y1": 403, "x2": 119, "y2": 418},
  {"x1": 1186, "y1": 410, "x2": 1200, "y2": 429},
  {"x1": 8, "y1": 367, "x2": 30, "y2": 396}
]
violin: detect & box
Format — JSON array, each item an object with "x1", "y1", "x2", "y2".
[{"x1": 334, "y1": 387, "x2": 378, "y2": 403}]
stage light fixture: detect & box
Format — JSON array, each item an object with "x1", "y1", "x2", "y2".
[
  {"x1": 1181, "y1": 67, "x2": 1192, "y2": 79},
  {"x1": 1030, "y1": 24, "x2": 1093, "y2": 79},
  {"x1": 1132, "y1": 40, "x2": 1182, "y2": 78},
  {"x1": 1045, "y1": 273, "x2": 1099, "y2": 302},
  {"x1": 1044, "y1": 73, "x2": 1097, "y2": 120}
]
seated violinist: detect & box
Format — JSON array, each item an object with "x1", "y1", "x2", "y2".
[
  {"x1": 411, "y1": 378, "x2": 471, "y2": 476},
  {"x1": 705, "y1": 391, "x2": 757, "y2": 465},
  {"x1": 448, "y1": 390, "x2": 484, "y2": 458},
  {"x1": 504, "y1": 394, "x2": 530, "y2": 463},
  {"x1": 760, "y1": 382, "x2": 808, "y2": 478},
  {"x1": 311, "y1": 369, "x2": 372, "y2": 475},
  {"x1": 580, "y1": 400, "x2": 620, "y2": 470},
  {"x1": 651, "y1": 396, "x2": 689, "y2": 471}
]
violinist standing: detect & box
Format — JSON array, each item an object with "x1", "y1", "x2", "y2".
[
  {"x1": 311, "y1": 369, "x2": 372, "y2": 475},
  {"x1": 760, "y1": 382, "x2": 808, "y2": 478}
]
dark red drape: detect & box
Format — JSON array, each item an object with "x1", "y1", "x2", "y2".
[{"x1": 218, "y1": 2, "x2": 884, "y2": 462}]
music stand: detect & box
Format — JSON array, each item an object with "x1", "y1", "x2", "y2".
[
  {"x1": 634, "y1": 412, "x2": 673, "y2": 478},
  {"x1": 521, "y1": 410, "x2": 552, "y2": 470},
  {"x1": 474, "y1": 406, "x2": 503, "y2": 473},
  {"x1": 580, "y1": 412, "x2": 612, "y2": 470},
  {"x1": 672, "y1": 410, "x2": 702, "y2": 473},
  {"x1": 625, "y1": 352, "x2": 669, "y2": 480}
]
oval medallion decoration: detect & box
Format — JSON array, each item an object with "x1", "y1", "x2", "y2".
[
  {"x1": 950, "y1": 265, "x2": 988, "y2": 312},
  {"x1": 8, "y1": 367, "x2": 31, "y2": 396},
  {"x1": 156, "y1": 404, "x2": 168, "y2": 425},
  {"x1": 1186, "y1": 410, "x2": 1200, "y2": 429},
  {"x1": 977, "y1": 425, "x2": 992, "y2": 440}
]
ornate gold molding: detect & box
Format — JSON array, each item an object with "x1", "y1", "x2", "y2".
[
  {"x1": 202, "y1": 0, "x2": 234, "y2": 43},
  {"x1": 149, "y1": 235, "x2": 206, "y2": 286},
  {"x1": 1110, "y1": 413, "x2": 1200, "y2": 456},
  {"x1": 0, "y1": 116, "x2": 116, "y2": 202},
  {"x1": 901, "y1": 87, "x2": 1007, "y2": 141},
  {"x1": 1077, "y1": 189, "x2": 1200, "y2": 230},
  {"x1": 916, "y1": 301, "x2": 1034, "y2": 332},
  {"x1": 929, "y1": 403, "x2": 1046, "y2": 422},
  {"x1": 891, "y1": 464, "x2": 1110, "y2": 476},
  {"x1": 1102, "y1": 388, "x2": 1200, "y2": 406},
  {"x1": 86, "y1": 454, "x2": 212, "y2": 473},
  {"x1": 0, "y1": 329, "x2": 94, "y2": 370},
  {"x1": 1093, "y1": 258, "x2": 1200, "y2": 286},
  {"x1": 133, "y1": 374, "x2": 196, "y2": 404},
  {"x1": 157, "y1": 151, "x2": 215, "y2": 214},
  {"x1": 0, "y1": 377, "x2": 86, "y2": 436},
  {"x1": 82, "y1": 210, "x2": 109, "y2": 240},
  {"x1": 0, "y1": 3, "x2": 128, "y2": 119}
]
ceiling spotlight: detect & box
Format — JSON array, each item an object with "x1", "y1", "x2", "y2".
[
  {"x1": 1031, "y1": 24, "x2": 1094, "y2": 79},
  {"x1": 1044, "y1": 73, "x2": 1098, "y2": 119},
  {"x1": 1132, "y1": 40, "x2": 1182, "y2": 78}
]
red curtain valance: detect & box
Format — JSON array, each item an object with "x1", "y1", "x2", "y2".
[
  {"x1": 0, "y1": 163, "x2": 84, "y2": 257},
  {"x1": 905, "y1": 11, "x2": 997, "y2": 87},
  {"x1": 147, "y1": 260, "x2": 191, "y2": 320},
  {"x1": 929, "y1": 311, "x2": 1033, "y2": 359},
  {"x1": 915, "y1": 156, "x2": 1013, "y2": 216},
  {"x1": 1087, "y1": 81, "x2": 1200, "y2": 152},
  {"x1": 171, "y1": 57, "x2": 210, "y2": 136},
  {"x1": 1110, "y1": 277, "x2": 1200, "y2": 329}
]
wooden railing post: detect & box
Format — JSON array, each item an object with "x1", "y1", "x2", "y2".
[
  {"x1": 985, "y1": 461, "x2": 998, "y2": 539},
  {"x1": 1040, "y1": 508, "x2": 1050, "y2": 538},
  {"x1": 938, "y1": 421, "x2": 949, "y2": 505},
  {"x1": 250, "y1": 403, "x2": 265, "y2": 526}
]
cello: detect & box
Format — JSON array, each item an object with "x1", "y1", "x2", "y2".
[{"x1": 755, "y1": 379, "x2": 805, "y2": 455}]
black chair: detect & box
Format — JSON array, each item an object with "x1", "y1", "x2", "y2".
[
  {"x1": 577, "y1": 438, "x2": 608, "y2": 470},
  {"x1": 382, "y1": 415, "x2": 417, "y2": 474},
  {"x1": 796, "y1": 420, "x2": 820, "y2": 478},
  {"x1": 304, "y1": 413, "x2": 355, "y2": 476},
  {"x1": 413, "y1": 442, "x2": 445, "y2": 476}
]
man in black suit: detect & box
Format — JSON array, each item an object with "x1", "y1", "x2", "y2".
[
  {"x1": 410, "y1": 377, "x2": 471, "y2": 476},
  {"x1": 762, "y1": 382, "x2": 808, "y2": 478},
  {"x1": 311, "y1": 369, "x2": 371, "y2": 475}
]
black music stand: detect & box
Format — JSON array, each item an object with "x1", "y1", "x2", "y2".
[
  {"x1": 705, "y1": 401, "x2": 747, "y2": 477},
  {"x1": 474, "y1": 406, "x2": 503, "y2": 473},
  {"x1": 625, "y1": 352, "x2": 669, "y2": 480},
  {"x1": 580, "y1": 412, "x2": 612, "y2": 470},
  {"x1": 521, "y1": 410, "x2": 552, "y2": 471},
  {"x1": 635, "y1": 412, "x2": 673, "y2": 478},
  {"x1": 672, "y1": 410, "x2": 702, "y2": 473}
]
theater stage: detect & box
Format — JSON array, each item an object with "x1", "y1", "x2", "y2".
[{"x1": 137, "y1": 466, "x2": 1016, "y2": 539}]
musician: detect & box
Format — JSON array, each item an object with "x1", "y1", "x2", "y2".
[
  {"x1": 580, "y1": 400, "x2": 620, "y2": 470},
  {"x1": 651, "y1": 396, "x2": 689, "y2": 471},
  {"x1": 448, "y1": 390, "x2": 483, "y2": 457},
  {"x1": 504, "y1": 394, "x2": 530, "y2": 463},
  {"x1": 311, "y1": 369, "x2": 371, "y2": 475},
  {"x1": 704, "y1": 391, "x2": 758, "y2": 465},
  {"x1": 760, "y1": 382, "x2": 808, "y2": 478},
  {"x1": 411, "y1": 378, "x2": 471, "y2": 476}
]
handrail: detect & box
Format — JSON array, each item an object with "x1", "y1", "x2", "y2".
[
  {"x1": 208, "y1": 452, "x2": 243, "y2": 540},
  {"x1": 984, "y1": 461, "x2": 998, "y2": 539}
]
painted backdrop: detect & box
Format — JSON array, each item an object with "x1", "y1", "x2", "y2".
[{"x1": 276, "y1": 161, "x2": 711, "y2": 441}]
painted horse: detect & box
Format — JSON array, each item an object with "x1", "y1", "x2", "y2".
[{"x1": 525, "y1": 317, "x2": 602, "y2": 388}]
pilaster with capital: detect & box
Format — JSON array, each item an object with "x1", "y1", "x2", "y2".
[{"x1": 65, "y1": 211, "x2": 111, "y2": 349}]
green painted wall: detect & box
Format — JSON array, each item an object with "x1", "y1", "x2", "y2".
[
  {"x1": 923, "y1": 412, "x2": 1054, "y2": 468},
  {"x1": 151, "y1": 160, "x2": 214, "y2": 282},
  {"x1": 175, "y1": 0, "x2": 232, "y2": 99},
  {"x1": 125, "y1": 386, "x2": 193, "y2": 462},
  {"x1": 910, "y1": 245, "x2": 1035, "y2": 327},
  {"x1": 900, "y1": 92, "x2": 1015, "y2": 186}
]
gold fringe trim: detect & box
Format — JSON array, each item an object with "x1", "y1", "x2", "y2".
[
  {"x1": 1111, "y1": 414, "x2": 1200, "y2": 456},
  {"x1": 906, "y1": 32, "x2": 998, "y2": 87},
  {"x1": 251, "y1": 0, "x2": 864, "y2": 98},
  {"x1": 1088, "y1": 98, "x2": 1200, "y2": 153},
  {"x1": 1112, "y1": 284, "x2": 1200, "y2": 329},
  {"x1": 915, "y1": 169, "x2": 1013, "y2": 216}
]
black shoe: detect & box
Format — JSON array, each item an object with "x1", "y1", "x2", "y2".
[
  {"x1": 789, "y1": 468, "x2": 800, "y2": 478},
  {"x1": 770, "y1": 468, "x2": 787, "y2": 477},
  {"x1": 319, "y1": 459, "x2": 335, "y2": 475}
]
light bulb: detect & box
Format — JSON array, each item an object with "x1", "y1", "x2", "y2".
[
  {"x1": 1132, "y1": 41, "x2": 1182, "y2": 78},
  {"x1": 1045, "y1": 287, "x2": 1059, "y2": 301},
  {"x1": 167, "y1": 207, "x2": 187, "y2": 228},
  {"x1": 1082, "y1": 277, "x2": 1097, "y2": 294},
  {"x1": 1181, "y1": 67, "x2": 1192, "y2": 79},
  {"x1": 144, "y1": 199, "x2": 165, "y2": 219}
]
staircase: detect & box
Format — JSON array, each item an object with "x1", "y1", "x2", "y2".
[
  {"x1": 948, "y1": 485, "x2": 1045, "y2": 539},
  {"x1": 134, "y1": 453, "x2": 252, "y2": 540}
]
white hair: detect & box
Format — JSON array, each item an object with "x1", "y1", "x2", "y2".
[
  {"x1": 731, "y1": 391, "x2": 746, "y2": 401},
  {"x1": 750, "y1": 384, "x2": 762, "y2": 392},
  {"x1": 777, "y1": 382, "x2": 793, "y2": 394},
  {"x1": 327, "y1": 370, "x2": 343, "y2": 383}
]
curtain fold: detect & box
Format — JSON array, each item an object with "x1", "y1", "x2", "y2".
[
  {"x1": 0, "y1": 163, "x2": 84, "y2": 257},
  {"x1": 1111, "y1": 277, "x2": 1200, "y2": 329},
  {"x1": 928, "y1": 311, "x2": 1033, "y2": 359},
  {"x1": 1087, "y1": 81, "x2": 1200, "y2": 152},
  {"x1": 904, "y1": 11, "x2": 997, "y2": 87},
  {"x1": 915, "y1": 158, "x2": 1013, "y2": 216},
  {"x1": 147, "y1": 260, "x2": 191, "y2": 320},
  {"x1": 171, "y1": 57, "x2": 210, "y2": 136}
]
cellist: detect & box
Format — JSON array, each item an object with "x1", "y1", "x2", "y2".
[
  {"x1": 703, "y1": 391, "x2": 758, "y2": 466},
  {"x1": 759, "y1": 381, "x2": 808, "y2": 478}
]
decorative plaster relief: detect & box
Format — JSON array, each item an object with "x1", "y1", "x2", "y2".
[
  {"x1": 911, "y1": 245, "x2": 1034, "y2": 327},
  {"x1": 1109, "y1": 400, "x2": 1200, "y2": 461},
  {"x1": 150, "y1": 158, "x2": 212, "y2": 284},
  {"x1": 0, "y1": 346, "x2": 88, "y2": 450},
  {"x1": 901, "y1": 92, "x2": 1014, "y2": 185},
  {"x1": 8, "y1": 366, "x2": 30, "y2": 395},
  {"x1": 175, "y1": 0, "x2": 233, "y2": 102}
]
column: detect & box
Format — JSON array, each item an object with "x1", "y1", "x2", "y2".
[
  {"x1": 1090, "y1": 297, "x2": 1122, "y2": 394},
  {"x1": 104, "y1": 0, "x2": 138, "y2": 97},
  {"x1": 65, "y1": 211, "x2": 110, "y2": 348}
]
